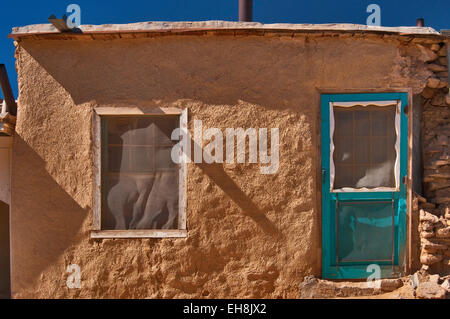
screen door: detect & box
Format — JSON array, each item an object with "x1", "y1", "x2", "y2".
[{"x1": 321, "y1": 93, "x2": 408, "y2": 279}]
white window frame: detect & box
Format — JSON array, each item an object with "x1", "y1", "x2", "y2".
[
  {"x1": 329, "y1": 100, "x2": 401, "y2": 193},
  {"x1": 91, "y1": 107, "x2": 187, "y2": 238}
]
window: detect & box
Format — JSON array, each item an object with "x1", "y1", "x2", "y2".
[
  {"x1": 333, "y1": 104, "x2": 397, "y2": 189},
  {"x1": 329, "y1": 100, "x2": 401, "y2": 192},
  {"x1": 92, "y1": 107, "x2": 187, "y2": 238}
]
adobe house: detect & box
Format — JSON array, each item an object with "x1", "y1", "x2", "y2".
[{"x1": 1, "y1": 19, "x2": 449, "y2": 298}]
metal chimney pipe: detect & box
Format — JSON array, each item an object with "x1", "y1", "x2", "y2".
[
  {"x1": 0, "y1": 64, "x2": 17, "y2": 116},
  {"x1": 239, "y1": 0, "x2": 253, "y2": 22},
  {"x1": 416, "y1": 18, "x2": 424, "y2": 27}
]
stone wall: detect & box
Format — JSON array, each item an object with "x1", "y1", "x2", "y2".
[{"x1": 418, "y1": 42, "x2": 450, "y2": 275}]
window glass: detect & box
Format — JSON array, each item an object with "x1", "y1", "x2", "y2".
[
  {"x1": 333, "y1": 105, "x2": 396, "y2": 189},
  {"x1": 101, "y1": 116, "x2": 180, "y2": 230},
  {"x1": 337, "y1": 201, "x2": 394, "y2": 262}
]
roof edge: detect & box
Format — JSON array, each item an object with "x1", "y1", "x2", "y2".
[{"x1": 9, "y1": 21, "x2": 446, "y2": 40}]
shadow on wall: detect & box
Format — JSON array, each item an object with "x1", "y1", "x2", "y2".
[
  {"x1": 19, "y1": 39, "x2": 291, "y2": 237},
  {"x1": 184, "y1": 133, "x2": 283, "y2": 239},
  {"x1": 197, "y1": 162, "x2": 283, "y2": 239},
  {"x1": 19, "y1": 38, "x2": 309, "y2": 109},
  {"x1": 11, "y1": 136, "x2": 89, "y2": 295}
]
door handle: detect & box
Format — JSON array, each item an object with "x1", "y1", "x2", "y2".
[{"x1": 322, "y1": 169, "x2": 326, "y2": 184}]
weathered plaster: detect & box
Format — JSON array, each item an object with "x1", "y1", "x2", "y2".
[{"x1": 10, "y1": 33, "x2": 437, "y2": 298}]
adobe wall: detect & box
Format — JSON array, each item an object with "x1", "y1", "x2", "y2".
[{"x1": 10, "y1": 33, "x2": 437, "y2": 298}]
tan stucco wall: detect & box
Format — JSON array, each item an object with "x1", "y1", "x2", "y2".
[{"x1": 10, "y1": 34, "x2": 433, "y2": 298}]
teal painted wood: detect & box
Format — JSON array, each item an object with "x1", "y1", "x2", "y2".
[{"x1": 321, "y1": 93, "x2": 408, "y2": 280}]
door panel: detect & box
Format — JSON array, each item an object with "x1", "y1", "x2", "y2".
[
  {"x1": 321, "y1": 93, "x2": 408, "y2": 279},
  {"x1": 337, "y1": 200, "x2": 394, "y2": 263}
]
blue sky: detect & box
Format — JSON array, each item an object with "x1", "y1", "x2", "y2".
[{"x1": 1, "y1": 0, "x2": 449, "y2": 99}]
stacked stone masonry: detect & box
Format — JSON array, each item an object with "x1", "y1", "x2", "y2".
[{"x1": 419, "y1": 41, "x2": 449, "y2": 276}]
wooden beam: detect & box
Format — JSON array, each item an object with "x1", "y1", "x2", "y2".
[
  {"x1": 47, "y1": 15, "x2": 72, "y2": 32},
  {"x1": 0, "y1": 65, "x2": 17, "y2": 116}
]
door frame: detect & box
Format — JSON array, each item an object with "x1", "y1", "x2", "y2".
[{"x1": 320, "y1": 92, "x2": 409, "y2": 280}]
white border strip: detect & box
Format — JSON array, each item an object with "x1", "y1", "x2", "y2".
[
  {"x1": 332, "y1": 100, "x2": 398, "y2": 107},
  {"x1": 178, "y1": 109, "x2": 188, "y2": 230}
]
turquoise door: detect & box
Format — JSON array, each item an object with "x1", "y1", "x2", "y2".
[{"x1": 321, "y1": 93, "x2": 408, "y2": 279}]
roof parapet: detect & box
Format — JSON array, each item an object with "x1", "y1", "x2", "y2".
[{"x1": 9, "y1": 21, "x2": 444, "y2": 40}]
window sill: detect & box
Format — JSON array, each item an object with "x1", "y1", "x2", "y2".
[{"x1": 90, "y1": 229, "x2": 187, "y2": 239}]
